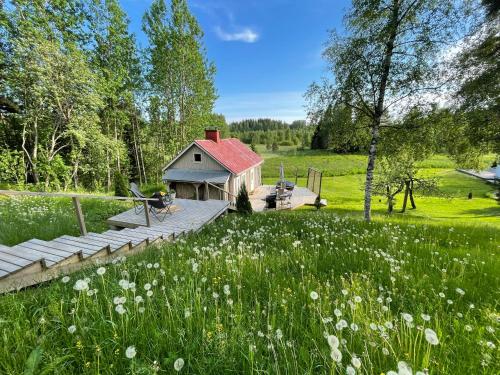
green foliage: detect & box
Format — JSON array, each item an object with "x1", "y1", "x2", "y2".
[
  {"x1": 236, "y1": 183, "x2": 253, "y2": 214},
  {"x1": 0, "y1": 149, "x2": 25, "y2": 185},
  {"x1": 271, "y1": 142, "x2": 279, "y2": 152},
  {"x1": 113, "y1": 171, "x2": 129, "y2": 197}
]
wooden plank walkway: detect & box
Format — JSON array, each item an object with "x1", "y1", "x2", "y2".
[{"x1": 0, "y1": 198, "x2": 229, "y2": 293}]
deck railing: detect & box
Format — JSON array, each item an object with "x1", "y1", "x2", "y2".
[
  {"x1": 0, "y1": 190, "x2": 160, "y2": 233},
  {"x1": 205, "y1": 182, "x2": 237, "y2": 208}
]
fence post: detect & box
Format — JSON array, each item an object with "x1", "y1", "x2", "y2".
[
  {"x1": 143, "y1": 201, "x2": 151, "y2": 227},
  {"x1": 72, "y1": 197, "x2": 87, "y2": 236}
]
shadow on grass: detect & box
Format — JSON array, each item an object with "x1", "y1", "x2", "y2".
[{"x1": 462, "y1": 206, "x2": 500, "y2": 217}]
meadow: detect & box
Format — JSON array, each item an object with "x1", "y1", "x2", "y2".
[
  {"x1": 0, "y1": 212, "x2": 498, "y2": 374},
  {"x1": 0, "y1": 149, "x2": 498, "y2": 374}
]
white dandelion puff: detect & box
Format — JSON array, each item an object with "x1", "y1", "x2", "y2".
[
  {"x1": 310, "y1": 291, "x2": 319, "y2": 300},
  {"x1": 174, "y1": 358, "x2": 185, "y2": 371},
  {"x1": 125, "y1": 346, "x2": 136, "y2": 359},
  {"x1": 424, "y1": 328, "x2": 439, "y2": 345}
]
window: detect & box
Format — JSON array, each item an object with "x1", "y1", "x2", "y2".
[{"x1": 193, "y1": 153, "x2": 202, "y2": 163}]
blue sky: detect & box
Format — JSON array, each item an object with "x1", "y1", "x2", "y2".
[{"x1": 120, "y1": 0, "x2": 350, "y2": 123}]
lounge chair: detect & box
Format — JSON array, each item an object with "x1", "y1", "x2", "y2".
[{"x1": 129, "y1": 183, "x2": 173, "y2": 222}]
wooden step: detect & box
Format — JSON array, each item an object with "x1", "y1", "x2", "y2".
[
  {"x1": 11, "y1": 245, "x2": 59, "y2": 268},
  {"x1": 38, "y1": 238, "x2": 109, "y2": 259},
  {"x1": 128, "y1": 227, "x2": 172, "y2": 240},
  {"x1": 52, "y1": 236, "x2": 106, "y2": 252},
  {"x1": 0, "y1": 244, "x2": 46, "y2": 275},
  {"x1": 50, "y1": 236, "x2": 111, "y2": 258},
  {"x1": 122, "y1": 228, "x2": 162, "y2": 241},
  {"x1": 100, "y1": 231, "x2": 149, "y2": 246},
  {"x1": 83, "y1": 233, "x2": 132, "y2": 252},
  {"x1": 105, "y1": 229, "x2": 150, "y2": 241},
  {"x1": 18, "y1": 239, "x2": 83, "y2": 261}
]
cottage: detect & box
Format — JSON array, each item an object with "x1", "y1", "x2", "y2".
[{"x1": 162, "y1": 129, "x2": 263, "y2": 201}]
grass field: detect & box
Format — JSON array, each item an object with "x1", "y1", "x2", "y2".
[
  {"x1": 0, "y1": 149, "x2": 498, "y2": 374},
  {"x1": 259, "y1": 147, "x2": 499, "y2": 227},
  {"x1": 0, "y1": 212, "x2": 497, "y2": 374}
]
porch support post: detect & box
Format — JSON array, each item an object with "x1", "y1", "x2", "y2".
[
  {"x1": 193, "y1": 183, "x2": 200, "y2": 200},
  {"x1": 204, "y1": 181, "x2": 209, "y2": 201}
]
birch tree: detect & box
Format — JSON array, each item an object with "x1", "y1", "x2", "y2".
[{"x1": 308, "y1": 0, "x2": 473, "y2": 221}]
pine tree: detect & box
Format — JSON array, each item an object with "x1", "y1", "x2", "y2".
[{"x1": 236, "y1": 183, "x2": 253, "y2": 214}]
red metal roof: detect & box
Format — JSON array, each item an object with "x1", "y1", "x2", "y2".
[{"x1": 195, "y1": 138, "x2": 263, "y2": 175}]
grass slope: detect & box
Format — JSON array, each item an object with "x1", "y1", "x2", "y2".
[
  {"x1": 0, "y1": 196, "x2": 128, "y2": 246},
  {"x1": 0, "y1": 212, "x2": 498, "y2": 374}
]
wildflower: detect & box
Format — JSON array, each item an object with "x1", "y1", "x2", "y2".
[
  {"x1": 486, "y1": 341, "x2": 496, "y2": 349},
  {"x1": 421, "y1": 314, "x2": 431, "y2": 321},
  {"x1": 353, "y1": 296, "x2": 362, "y2": 303},
  {"x1": 382, "y1": 347, "x2": 390, "y2": 356},
  {"x1": 350, "y1": 323, "x2": 359, "y2": 331},
  {"x1": 465, "y1": 325, "x2": 472, "y2": 332},
  {"x1": 212, "y1": 292, "x2": 219, "y2": 300},
  {"x1": 223, "y1": 284, "x2": 231, "y2": 295},
  {"x1": 68, "y1": 325, "x2": 76, "y2": 334},
  {"x1": 174, "y1": 358, "x2": 184, "y2": 371},
  {"x1": 135, "y1": 296, "x2": 144, "y2": 304},
  {"x1": 125, "y1": 346, "x2": 136, "y2": 359},
  {"x1": 438, "y1": 292, "x2": 445, "y2": 298},
  {"x1": 456, "y1": 288, "x2": 465, "y2": 296},
  {"x1": 330, "y1": 348, "x2": 342, "y2": 363},
  {"x1": 334, "y1": 308, "x2": 342, "y2": 317},
  {"x1": 96, "y1": 267, "x2": 106, "y2": 276},
  {"x1": 144, "y1": 283, "x2": 152, "y2": 291},
  {"x1": 138, "y1": 307, "x2": 145, "y2": 314},
  {"x1": 276, "y1": 329, "x2": 283, "y2": 340},
  {"x1": 310, "y1": 291, "x2": 319, "y2": 300},
  {"x1": 401, "y1": 313, "x2": 413, "y2": 323},
  {"x1": 146, "y1": 290, "x2": 153, "y2": 297},
  {"x1": 351, "y1": 356, "x2": 361, "y2": 368},
  {"x1": 486, "y1": 326, "x2": 495, "y2": 333},
  {"x1": 398, "y1": 361, "x2": 412, "y2": 375},
  {"x1": 385, "y1": 321, "x2": 394, "y2": 330},
  {"x1": 327, "y1": 335, "x2": 339, "y2": 349},
  {"x1": 346, "y1": 365, "x2": 356, "y2": 375},
  {"x1": 369, "y1": 323, "x2": 377, "y2": 331},
  {"x1": 424, "y1": 328, "x2": 439, "y2": 345},
  {"x1": 62, "y1": 276, "x2": 70, "y2": 283},
  {"x1": 73, "y1": 279, "x2": 89, "y2": 291},
  {"x1": 119, "y1": 279, "x2": 130, "y2": 290},
  {"x1": 115, "y1": 304, "x2": 126, "y2": 315},
  {"x1": 336, "y1": 319, "x2": 348, "y2": 330}
]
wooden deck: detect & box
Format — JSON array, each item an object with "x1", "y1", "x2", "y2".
[
  {"x1": 0, "y1": 198, "x2": 229, "y2": 293},
  {"x1": 249, "y1": 185, "x2": 318, "y2": 212}
]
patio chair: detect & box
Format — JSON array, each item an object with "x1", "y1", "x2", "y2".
[
  {"x1": 148, "y1": 192, "x2": 173, "y2": 222},
  {"x1": 129, "y1": 182, "x2": 147, "y2": 214},
  {"x1": 128, "y1": 183, "x2": 173, "y2": 222},
  {"x1": 276, "y1": 187, "x2": 292, "y2": 209}
]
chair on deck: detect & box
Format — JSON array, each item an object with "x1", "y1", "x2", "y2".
[{"x1": 129, "y1": 183, "x2": 173, "y2": 222}]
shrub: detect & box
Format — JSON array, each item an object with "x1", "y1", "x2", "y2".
[
  {"x1": 236, "y1": 183, "x2": 252, "y2": 214},
  {"x1": 114, "y1": 171, "x2": 129, "y2": 197},
  {"x1": 272, "y1": 142, "x2": 279, "y2": 152}
]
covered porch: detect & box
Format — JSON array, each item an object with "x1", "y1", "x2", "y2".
[{"x1": 162, "y1": 169, "x2": 231, "y2": 201}]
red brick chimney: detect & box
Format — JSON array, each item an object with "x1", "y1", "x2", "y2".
[{"x1": 205, "y1": 128, "x2": 221, "y2": 143}]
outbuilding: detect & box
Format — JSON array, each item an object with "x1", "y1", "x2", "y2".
[{"x1": 162, "y1": 129, "x2": 263, "y2": 201}]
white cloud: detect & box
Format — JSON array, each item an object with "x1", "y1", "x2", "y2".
[{"x1": 215, "y1": 26, "x2": 259, "y2": 43}]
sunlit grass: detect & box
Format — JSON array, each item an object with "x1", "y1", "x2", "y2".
[{"x1": 0, "y1": 212, "x2": 497, "y2": 373}]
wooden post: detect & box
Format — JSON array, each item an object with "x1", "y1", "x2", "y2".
[
  {"x1": 72, "y1": 197, "x2": 87, "y2": 236},
  {"x1": 142, "y1": 201, "x2": 151, "y2": 227},
  {"x1": 205, "y1": 181, "x2": 209, "y2": 200}
]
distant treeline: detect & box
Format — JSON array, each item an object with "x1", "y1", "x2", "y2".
[{"x1": 229, "y1": 119, "x2": 313, "y2": 148}]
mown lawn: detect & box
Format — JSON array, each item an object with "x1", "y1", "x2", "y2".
[
  {"x1": 260, "y1": 149, "x2": 499, "y2": 227},
  {"x1": 0, "y1": 212, "x2": 497, "y2": 374}
]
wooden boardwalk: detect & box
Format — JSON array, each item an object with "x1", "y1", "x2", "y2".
[
  {"x1": 249, "y1": 185, "x2": 318, "y2": 212},
  {"x1": 0, "y1": 199, "x2": 229, "y2": 293}
]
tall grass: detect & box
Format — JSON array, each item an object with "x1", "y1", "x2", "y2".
[
  {"x1": 0, "y1": 196, "x2": 128, "y2": 246},
  {"x1": 0, "y1": 212, "x2": 498, "y2": 374}
]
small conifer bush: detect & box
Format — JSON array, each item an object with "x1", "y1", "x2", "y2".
[
  {"x1": 236, "y1": 183, "x2": 253, "y2": 214},
  {"x1": 114, "y1": 171, "x2": 129, "y2": 197}
]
